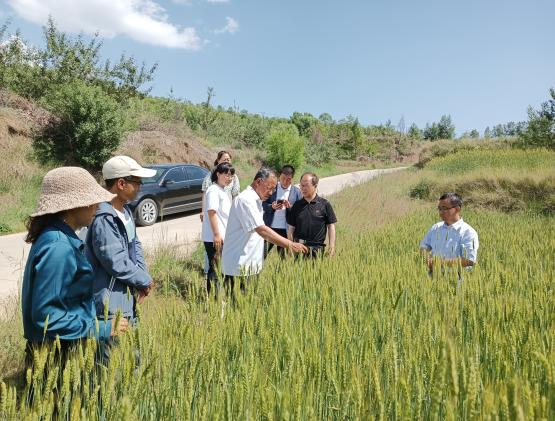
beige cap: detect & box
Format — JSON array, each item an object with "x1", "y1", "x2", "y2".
[
  {"x1": 31, "y1": 167, "x2": 115, "y2": 217},
  {"x1": 102, "y1": 155, "x2": 156, "y2": 180}
]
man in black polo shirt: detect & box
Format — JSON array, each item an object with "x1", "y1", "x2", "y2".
[{"x1": 287, "y1": 172, "x2": 337, "y2": 258}]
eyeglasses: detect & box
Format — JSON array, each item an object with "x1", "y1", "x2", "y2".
[
  {"x1": 123, "y1": 177, "x2": 143, "y2": 185},
  {"x1": 437, "y1": 206, "x2": 456, "y2": 212}
]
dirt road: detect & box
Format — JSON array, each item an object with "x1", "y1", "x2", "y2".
[{"x1": 0, "y1": 166, "x2": 406, "y2": 299}]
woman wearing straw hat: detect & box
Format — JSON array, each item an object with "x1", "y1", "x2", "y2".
[{"x1": 21, "y1": 167, "x2": 129, "y2": 362}]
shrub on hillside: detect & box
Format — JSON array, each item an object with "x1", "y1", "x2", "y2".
[
  {"x1": 409, "y1": 179, "x2": 436, "y2": 200},
  {"x1": 264, "y1": 123, "x2": 305, "y2": 171},
  {"x1": 35, "y1": 81, "x2": 125, "y2": 170},
  {"x1": 305, "y1": 125, "x2": 336, "y2": 166}
]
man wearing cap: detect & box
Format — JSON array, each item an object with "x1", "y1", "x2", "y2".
[{"x1": 85, "y1": 156, "x2": 155, "y2": 352}]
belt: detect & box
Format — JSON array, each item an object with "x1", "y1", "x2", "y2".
[{"x1": 296, "y1": 239, "x2": 325, "y2": 248}]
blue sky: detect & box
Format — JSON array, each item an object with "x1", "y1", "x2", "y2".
[{"x1": 1, "y1": 0, "x2": 554, "y2": 135}]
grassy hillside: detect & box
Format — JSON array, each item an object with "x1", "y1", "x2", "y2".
[
  {"x1": 1, "y1": 148, "x2": 553, "y2": 419},
  {"x1": 410, "y1": 149, "x2": 555, "y2": 215}
]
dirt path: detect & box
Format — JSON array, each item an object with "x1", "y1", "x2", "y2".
[{"x1": 0, "y1": 166, "x2": 406, "y2": 299}]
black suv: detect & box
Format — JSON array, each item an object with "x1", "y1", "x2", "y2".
[{"x1": 129, "y1": 163, "x2": 209, "y2": 226}]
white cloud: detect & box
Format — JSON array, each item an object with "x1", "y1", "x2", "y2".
[
  {"x1": 7, "y1": 0, "x2": 203, "y2": 50},
  {"x1": 206, "y1": 0, "x2": 230, "y2": 3},
  {"x1": 214, "y1": 17, "x2": 238, "y2": 35}
]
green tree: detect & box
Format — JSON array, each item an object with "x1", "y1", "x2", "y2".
[
  {"x1": 200, "y1": 86, "x2": 217, "y2": 132},
  {"x1": 519, "y1": 88, "x2": 555, "y2": 149},
  {"x1": 0, "y1": 22, "x2": 42, "y2": 97},
  {"x1": 423, "y1": 115, "x2": 455, "y2": 140},
  {"x1": 0, "y1": 18, "x2": 156, "y2": 102},
  {"x1": 437, "y1": 115, "x2": 455, "y2": 139},
  {"x1": 35, "y1": 80, "x2": 125, "y2": 170},
  {"x1": 484, "y1": 126, "x2": 492, "y2": 138},
  {"x1": 423, "y1": 122, "x2": 440, "y2": 140},
  {"x1": 469, "y1": 129, "x2": 480, "y2": 138},
  {"x1": 318, "y1": 112, "x2": 334, "y2": 125},
  {"x1": 350, "y1": 118, "x2": 365, "y2": 157},
  {"x1": 492, "y1": 124, "x2": 504, "y2": 137},
  {"x1": 290, "y1": 112, "x2": 317, "y2": 138},
  {"x1": 407, "y1": 123, "x2": 422, "y2": 139},
  {"x1": 305, "y1": 123, "x2": 335, "y2": 165},
  {"x1": 265, "y1": 123, "x2": 305, "y2": 171}
]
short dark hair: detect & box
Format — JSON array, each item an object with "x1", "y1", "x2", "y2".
[
  {"x1": 280, "y1": 165, "x2": 295, "y2": 176},
  {"x1": 105, "y1": 178, "x2": 118, "y2": 189},
  {"x1": 439, "y1": 192, "x2": 463, "y2": 208},
  {"x1": 211, "y1": 163, "x2": 235, "y2": 183},
  {"x1": 214, "y1": 150, "x2": 231, "y2": 167},
  {"x1": 301, "y1": 172, "x2": 319, "y2": 186},
  {"x1": 253, "y1": 167, "x2": 277, "y2": 182}
]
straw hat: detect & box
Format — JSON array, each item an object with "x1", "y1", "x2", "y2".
[{"x1": 31, "y1": 167, "x2": 115, "y2": 217}]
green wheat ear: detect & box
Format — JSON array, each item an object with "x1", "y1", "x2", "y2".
[
  {"x1": 42, "y1": 314, "x2": 49, "y2": 342},
  {"x1": 103, "y1": 296, "x2": 110, "y2": 328},
  {"x1": 115, "y1": 309, "x2": 122, "y2": 334}
]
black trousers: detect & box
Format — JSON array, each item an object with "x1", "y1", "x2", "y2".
[
  {"x1": 204, "y1": 241, "x2": 221, "y2": 296},
  {"x1": 223, "y1": 274, "x2": 259, "y2": 301},
  {"x1": 295, "y1": 242, "x2": 325, "y2": 260},
  {"x1": 264, "y1": 228, "x2": 288, "y2": 258}
]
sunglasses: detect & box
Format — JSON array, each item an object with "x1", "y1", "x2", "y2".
[{"x1": 123, "y1": 177, "x2": 143, "y2": 185}]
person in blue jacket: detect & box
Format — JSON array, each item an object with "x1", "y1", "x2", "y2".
[
  {"x1": 85, "y1": 156, "x2": 155, "y2": 360},
  {"x1": 22, "y1": 167, "x2": 129, "y2": 364},
  {"x1": 262, "y1": 165, "x2": 302, "y2": 257}
]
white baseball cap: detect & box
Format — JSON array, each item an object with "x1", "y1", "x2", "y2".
[{"x1": 102, "y1": 155, "x2": 157, "y2": 180}]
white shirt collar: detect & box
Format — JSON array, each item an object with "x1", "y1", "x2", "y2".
[
  {"x1": 246, "y1": 185, "x2": 262, "y2": 203},
  {"x1": 444, "y1": 218, "x2": 464, "y2": 229}
]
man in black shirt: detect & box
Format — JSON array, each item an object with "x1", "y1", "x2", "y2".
[{"x1": 287, "y1": 172, "x2": 337, "y2": 258}]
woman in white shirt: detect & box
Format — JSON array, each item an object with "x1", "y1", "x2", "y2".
[{"x1": 201, "y1": 163, "x2": 235, "y2": 296}]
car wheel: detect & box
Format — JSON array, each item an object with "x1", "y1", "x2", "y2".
[{"x1": 136, "y1": 198, "x2": 158, "y2": 226}]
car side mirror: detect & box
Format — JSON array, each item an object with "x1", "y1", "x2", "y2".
[{"x1": 162, "y1": 178, "x2": 175, "y2": 186}]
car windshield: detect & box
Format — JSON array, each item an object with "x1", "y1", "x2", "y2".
[{"x1": 142, "y1": 168, "x2": 166, "y2": 184}]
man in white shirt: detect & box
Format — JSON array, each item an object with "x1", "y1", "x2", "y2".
[
  {"x1": 262, "y1": 165, "x2": 303, "y2": 258},
  {"x1": 222, "y1": 168, "x2": 308, "y2": 295},
  {"x1": 420, "y1": 192, "x2": 479, "y2": 276}
]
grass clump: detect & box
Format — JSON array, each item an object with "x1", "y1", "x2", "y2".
[
  {"x1": 148, "y1": 244, "x2": 205, "y2": 299},
  {"x1": 426, "y1": 148, "x2": 555, "y2": 174},
  {"x1": 416, "y1": 139, "x2": 514, "y2": 169}
]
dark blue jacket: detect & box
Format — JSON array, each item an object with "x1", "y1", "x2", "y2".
[
  {"x1": 22, "y1": 219, "x2": 112, "y2": 342},
  {"x1": 85, "y1": 202, "x2": 151, "y2": 321},
  {"x1": 262, "y1": 184, "x2": 302, "y2": 227}
]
